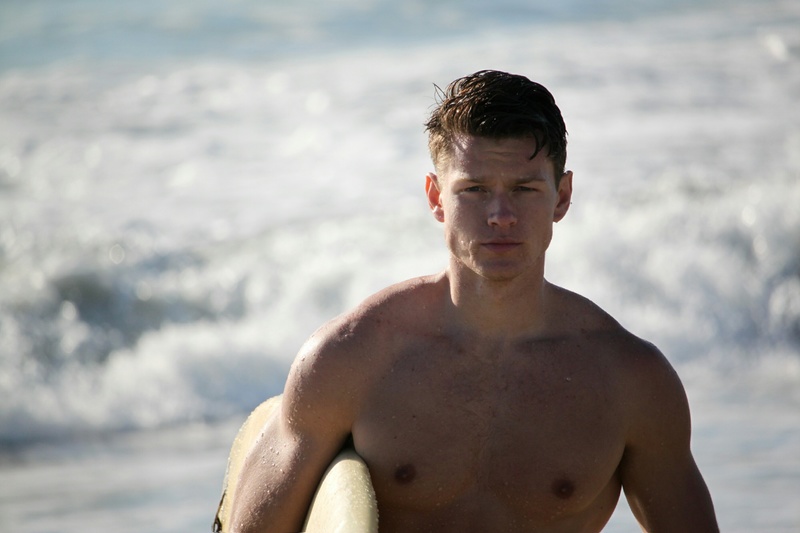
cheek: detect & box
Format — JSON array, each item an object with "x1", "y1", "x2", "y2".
[
  {"x1": 445, "y1": 207, "x2": 479, "y2": 235},
  {"x1": 443, "y1": 214, "x2": 476, "y2": 251},
  {"x1": 448, "y1": 198, "x2": 483, "y2": 221}
]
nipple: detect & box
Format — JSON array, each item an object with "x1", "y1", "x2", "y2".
[
  {"x1": 551, "y1": 478, "x2": 575, "y2": 499},
  {"x1": 394, "y1": 464, "x2": 417, "y2": 484}
]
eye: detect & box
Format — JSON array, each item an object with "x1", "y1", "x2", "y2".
[{"x1": 463, "y1": 185, "x2": 485, "y2": 193}]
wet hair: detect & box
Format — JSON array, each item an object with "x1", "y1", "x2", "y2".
[{"x1": 425, "y1": 70, "x2": 568, "y2": 181}]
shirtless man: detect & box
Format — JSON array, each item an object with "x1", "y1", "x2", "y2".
[{"x1": 229, "y1": 70, "x2": 719, "y2": 532}]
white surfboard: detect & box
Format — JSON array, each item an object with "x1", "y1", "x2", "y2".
[{"x1": 213, "y1": 395, "x2": 379, "y2": 533}]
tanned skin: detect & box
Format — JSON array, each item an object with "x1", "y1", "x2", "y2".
[{"x1": 228, "y1": 135, "x2": 719, "y2": 532}]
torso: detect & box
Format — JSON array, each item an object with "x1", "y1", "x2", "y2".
[{"x1": 335, "y1": 277, "x2": 643, "y2": 533}]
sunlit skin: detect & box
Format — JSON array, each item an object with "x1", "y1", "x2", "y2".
[
  {"x1": 229, "y1": 136, "x2": 719, "y2": 533},
  {"x1": 426, "y1": 135, "x2": 572, "y2": 319}
]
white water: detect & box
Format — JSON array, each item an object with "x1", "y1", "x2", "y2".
[{"x1": 1, "y1": 0, "x2": 799, "y2": 531}]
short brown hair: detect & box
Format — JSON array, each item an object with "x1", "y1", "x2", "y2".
[{"x1": 425, "y1": 70, "x2": 568, "y2": 180}]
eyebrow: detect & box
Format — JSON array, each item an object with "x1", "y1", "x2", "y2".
[{"x1": 456, "y1": 174, "x2": 548, "y2": 184}]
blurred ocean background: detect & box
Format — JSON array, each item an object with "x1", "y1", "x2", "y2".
[{"x1": 1, "y1": 0, "x2": 799, "y2": 531}]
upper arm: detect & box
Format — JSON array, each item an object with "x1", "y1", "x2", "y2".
[
  {"x1": 619, "y1": 346, "x2": 719, "y2": 533},
  {"x1": 228, "y1": 328, "x2": 362, "y2": 533}
]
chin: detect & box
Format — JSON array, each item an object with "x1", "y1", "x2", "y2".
[
  {"x1": 452, "y1": 253, "x2": 531, "y2": 283},
  {"x1": 479, "y1": 272, "x2": 523, "y2": 283},
  {"x1": 472, "y1": 264, "x2": 526, "y2": 283}
]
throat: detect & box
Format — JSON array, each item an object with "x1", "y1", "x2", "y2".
[{"x1": 446, "y1": 268, "x2": 551, "y2": 334}]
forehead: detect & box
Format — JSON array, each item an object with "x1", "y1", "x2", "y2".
[{"x1": 444, "y1": 135, "x2": 555, "y2": 181}]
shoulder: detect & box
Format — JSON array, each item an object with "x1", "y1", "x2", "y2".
[
  {"x1": 300, "y1": 273, "x2": 443, "y2": 361},
  {"x1": 545, "y1": 282, "x2": 624, "y2": 336},
  {"x1": 548, "y1": 283, "x2": 689, "y2": 432},
  {"x1": 576, "y1": 307, "x2": 691, "y2": 449},
  {"x1": 547, "y1": 282, "x2": 673, "y2": 365},
  {"x1": 283, "y1": 275, "x2": 442, "y2": 421}
]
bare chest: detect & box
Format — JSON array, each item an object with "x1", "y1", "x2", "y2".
[{"x1": 352, "y1": 339, "x2": 626, "y2": 528}]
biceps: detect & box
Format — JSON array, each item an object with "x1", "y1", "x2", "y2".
[
  {"x1": 621, "y1": 448, "x2": 718, "y2": 532},
  {"x1": 230, "y1": 402, "x2": 348, "y2": 533}
]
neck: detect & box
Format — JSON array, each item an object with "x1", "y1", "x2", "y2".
[{"x1": 444, "y1": 262, "x2": 550, "y2": 338}]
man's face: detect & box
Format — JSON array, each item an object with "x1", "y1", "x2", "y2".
[{"x1": 426, "y1": 135, "x2": 572, "y2": 283}]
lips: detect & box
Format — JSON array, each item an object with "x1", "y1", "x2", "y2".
[{"x1": 482, "y1": 240, "x2": 522, "y2": 253}]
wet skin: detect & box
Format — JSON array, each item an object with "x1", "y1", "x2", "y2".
[{"x1": 229, "y1": 136, "x2": 719, "y2": 533}]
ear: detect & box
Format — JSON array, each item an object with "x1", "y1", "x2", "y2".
[
  {"x1": 553, "y1": 170, "x2": 573, "y2": 223},
  {"x1": 425, "y1": 173, "x2": 445, "y2": 223}
]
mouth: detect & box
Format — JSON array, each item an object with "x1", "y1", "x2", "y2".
[{"x1": 481, "y1": 240, "x2": 522, "y2": 253}]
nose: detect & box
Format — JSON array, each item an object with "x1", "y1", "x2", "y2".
[{"x1": 487, "y1": 193, "x2": 517, "y2": 227}]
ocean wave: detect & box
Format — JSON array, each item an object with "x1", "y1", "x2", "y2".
[{"x1": 2, "y1": 0, "x2": 799, "y2": 444}]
